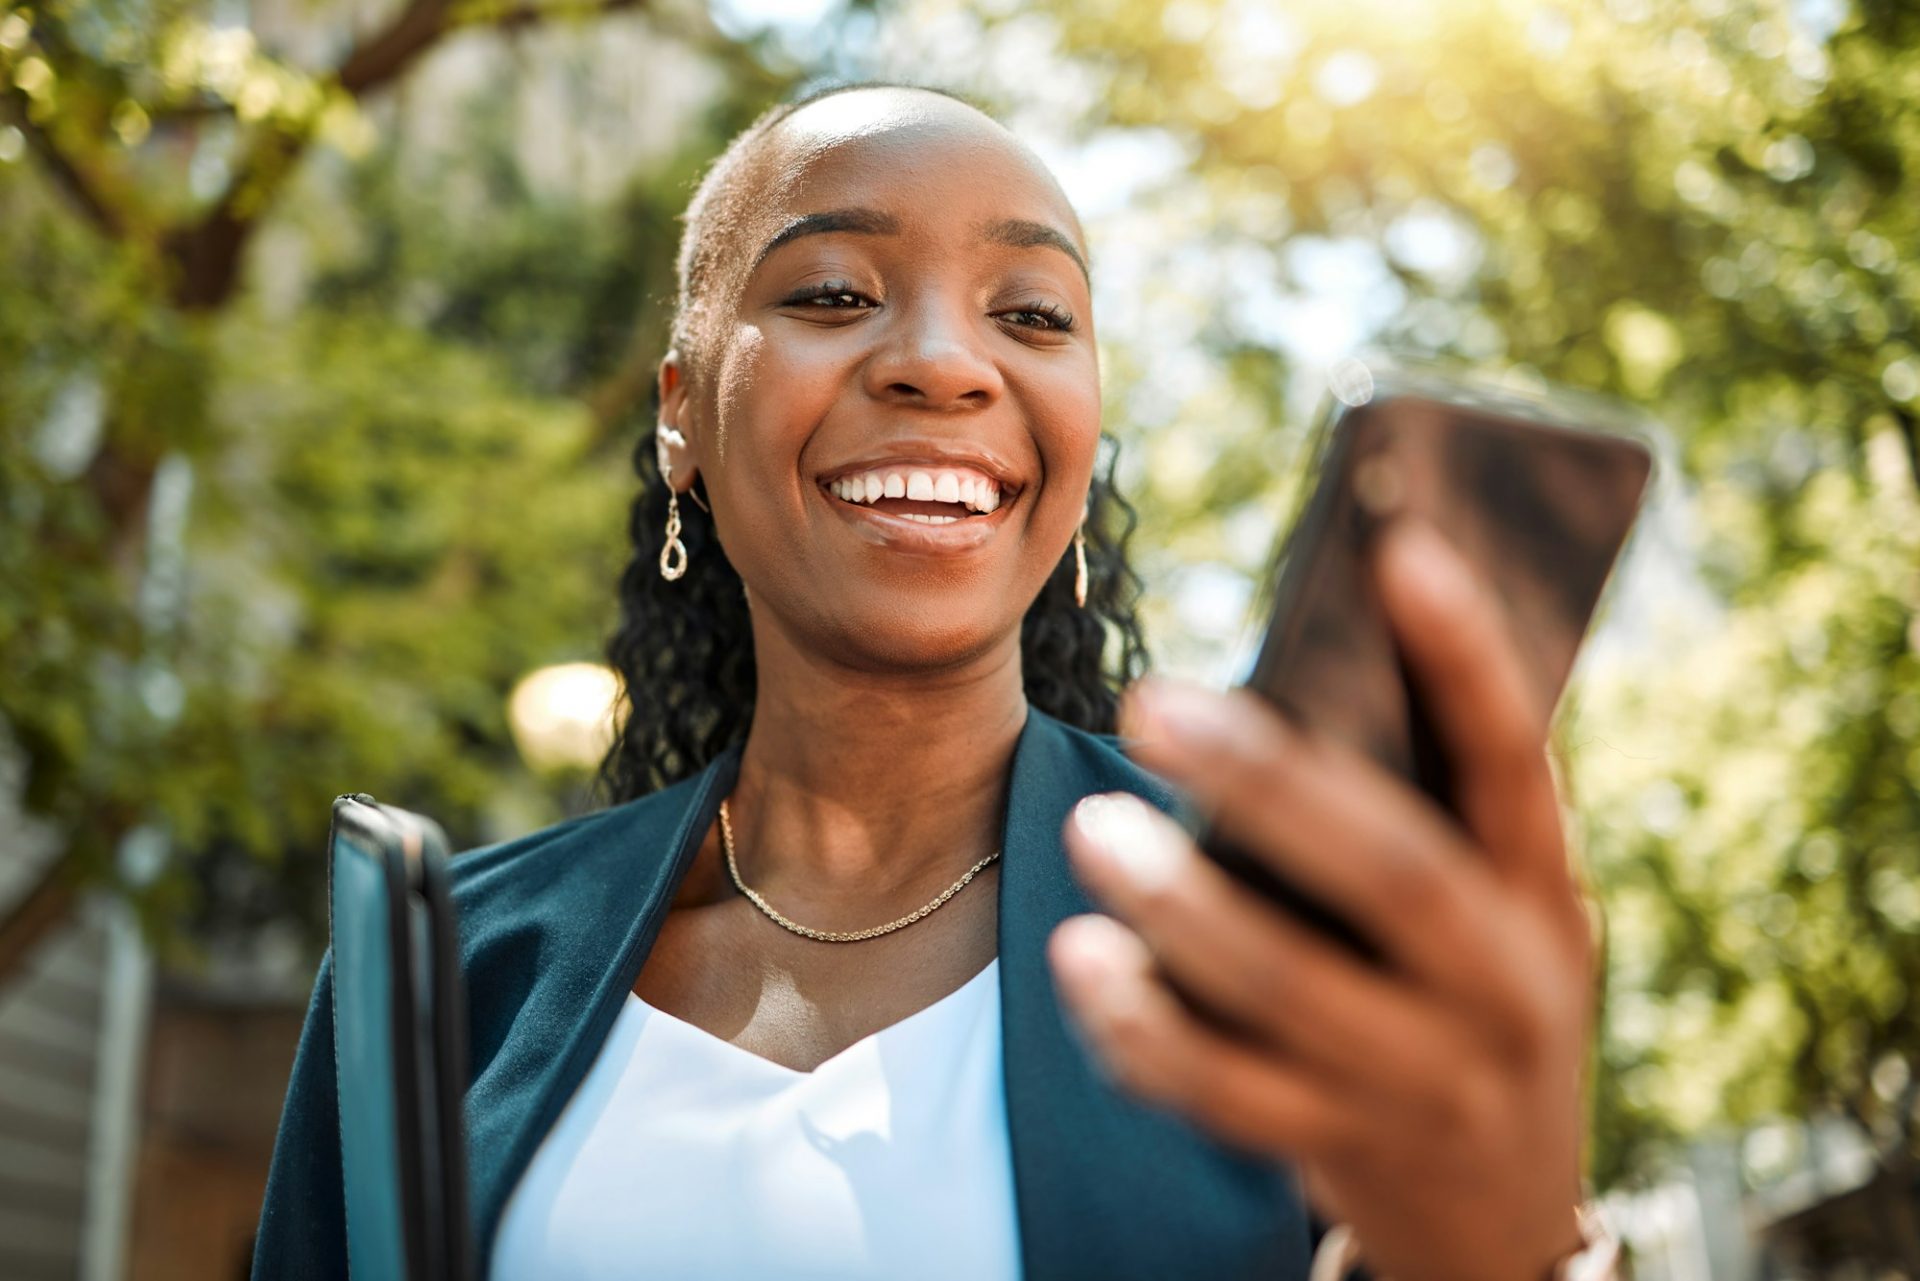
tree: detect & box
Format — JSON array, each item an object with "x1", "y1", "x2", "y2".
[{"x1": 0, "y1": 0, "x2": 787, "y2": 969}]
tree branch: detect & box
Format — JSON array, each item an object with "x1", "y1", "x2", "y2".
[
  {"x1": 336, "y1": 0, "x2": 457, "y2": 97},
  {"x1": 2, "y1": 93, "x2": 129, "y2": 239},
  {"x1": 0, "y1": 851, "x2": 80, "y2": 989},
  {"x1": 170, "y1": 0, "x2": 648, "y2": 310},
  {"x1": 1892, "y1": 405, "x2": 1920, "y2": 499},
  {"x1": 143, "y1": 97, "x2": 235, "y2": 125},
  {"x1": 339, "y1": 0, "x2": 643, "y2": 97}
]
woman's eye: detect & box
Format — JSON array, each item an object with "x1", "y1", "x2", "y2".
[
  {"x1": 783, "y1": 284, "x2": 871, "y2": 310},
  {"x1": 1001, "y1": 302, "x2": 1076, "y2": 332},
  {"x1": 780, "y1": 285, "x2": 1074, "y2": 333}
]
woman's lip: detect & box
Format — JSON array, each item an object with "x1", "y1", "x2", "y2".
[{"x1": 820, "y1": 485, "x2": 1016, "y2": 554}]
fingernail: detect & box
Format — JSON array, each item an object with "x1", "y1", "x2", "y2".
[
  {"x1": 1049, "y1": 917, "x2": 1136, "y2": 1022},
  {"x1": 1049, "y1": 915, "x2": 1116, "y2": 987},
  {"x1": 1071, "y1": 793, "x2": 1184, "y2": 892},
  {"x1": 1126, "y1": 679, "x2": 1236, "y2": 750},
  {"x1": 1050, "y1": 929, "x2": 1125, "y2": 1074}
]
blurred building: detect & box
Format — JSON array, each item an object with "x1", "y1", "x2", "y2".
[
  {"x1": 1606, "y1": 1121, "x2": 1919, "y2": 1281},
  {"x1": 0, "y1": 747, "x2": 309, "y2": 1280},
  {"x1": 0, "y1": 745, "x2": 149, "y2": 1281}
]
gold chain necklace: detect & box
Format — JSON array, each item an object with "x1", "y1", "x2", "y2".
[{"x1": 718, "y1": 799, "x2": 1001, "y2": 943}]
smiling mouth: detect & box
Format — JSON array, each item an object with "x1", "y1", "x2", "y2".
[{"x1": 823, "y1": 464, "x2": 1010, "y2": 525}]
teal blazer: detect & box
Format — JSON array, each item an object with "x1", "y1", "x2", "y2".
[{"x1": 252, "y1": 708, "x2": 1312, "y2": 1279}]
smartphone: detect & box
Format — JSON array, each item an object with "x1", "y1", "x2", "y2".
[
  {"x1": 329, "y1": 792, "x2": 475, "y2": 1281},
  {"x1": 1202, "y1": 363, "x2": 1654, "y2": 959}
]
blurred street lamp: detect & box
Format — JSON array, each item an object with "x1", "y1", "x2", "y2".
[{"x1": 506, "y1": 662, "x2": 624, "y2": 773}]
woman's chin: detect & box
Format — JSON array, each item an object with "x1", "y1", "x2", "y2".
[{"x1": 808, "y1": 607, "x2": 1023, "y2": 680}]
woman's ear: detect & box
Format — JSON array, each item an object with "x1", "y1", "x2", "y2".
[{"x1": 656, "y1": 349, "x2": 697, "y2": 493}]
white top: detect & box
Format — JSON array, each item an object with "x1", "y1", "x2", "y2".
[{"x1": 491, "y1": 958, "x2": 1022, "y2": 1280}]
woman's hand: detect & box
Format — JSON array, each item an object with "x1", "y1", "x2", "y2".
[{"x1": 1047, "y1": 521, "x2": 1596, "y2": 1281}]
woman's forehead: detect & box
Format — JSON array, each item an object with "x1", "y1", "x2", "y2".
[{"x1": 740, "y1": 95, "x2": 1085, "y2": 256}]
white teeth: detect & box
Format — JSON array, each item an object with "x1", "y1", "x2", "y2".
[{"x1": 825, "y1": 465, "x2": 1007, "y2": 515}]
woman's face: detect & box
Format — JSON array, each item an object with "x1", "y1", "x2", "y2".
[{"x1": 662, "y1": 89, "x2": 1100, "y2": 679}]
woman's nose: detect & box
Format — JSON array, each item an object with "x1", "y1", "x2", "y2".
[{"x1": 863, "y1": 296, "x2": 1005, "y2": 410}]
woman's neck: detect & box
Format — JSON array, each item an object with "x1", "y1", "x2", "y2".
[{"x1": 727, "y1": 621, "x2": 1028, "y2": 898}]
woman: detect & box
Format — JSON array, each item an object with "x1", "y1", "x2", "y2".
[{"x1": 253, "y1": 80, "x2": 1608, "y2": 1281}]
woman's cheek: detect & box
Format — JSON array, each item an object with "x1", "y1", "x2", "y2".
[
  {"x1": 1031, "y1": 367, "x2": 1102, "y2": 514},
  {"x1": 707, "y1": 325, "x2": 770, "y2": 463},
  {"x1": 717, "y1": 334, "x2": 853, "y2": 464}
]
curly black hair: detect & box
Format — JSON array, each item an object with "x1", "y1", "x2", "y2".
[{"x1": 592, "y1": 80, "x2": 1150, "y2": 805}]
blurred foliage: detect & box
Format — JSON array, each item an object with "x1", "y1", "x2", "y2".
[
  {"x1": 4, "y1": 0, "x2": 1919, "y2": 1213},
  {"x1": 1012, "y1": 0, "x2": 1920, "y2": 1195},
  {"x1": 0, "y1": 0, "x2": 791, "y2": 961},
  {"x1": 1584, "y1": 438, "x2": 1920, "y2": 1181}
]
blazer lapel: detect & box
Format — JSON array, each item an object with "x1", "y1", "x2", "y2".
[
  {"x1": 468, "y1": 742, "x2": 742, "y2": 1268},
  {"x1": 997, "y1": 709, "x2": 1310, "y2": 1280}
]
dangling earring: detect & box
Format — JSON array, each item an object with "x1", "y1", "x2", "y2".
[
  {"x1": 657, "y1": 426, "x2": 689, "y2": 582},
  {"x1": 1072, "y1": 520, "x2": 1089, "y2": 609},
  {"x1": 659, "y1": 467, "x2": 688, "y2": 582}
]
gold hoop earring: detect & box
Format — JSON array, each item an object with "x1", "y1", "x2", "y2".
[
  {"x1": 659, "y1": 459, "x2": 689, "y2": 582},
  {"x1": 1073, "y1": 521, "x2": 1089, "y2": 609}
]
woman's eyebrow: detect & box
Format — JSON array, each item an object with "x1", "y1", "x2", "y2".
[
  {"x1": 751, "y1": 207, "x2": 1090, "y2": 285},
  {"x1": 753, "y1": 208, "x2": 900, "y2": 272},
  {"x1": 980, "y1": 217, "x2": 1090, "y2": 285}
]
